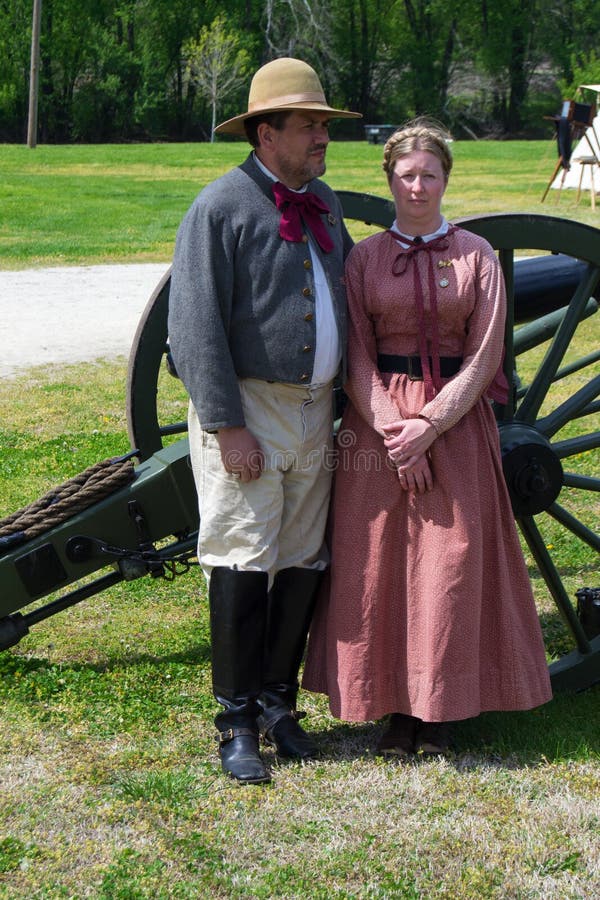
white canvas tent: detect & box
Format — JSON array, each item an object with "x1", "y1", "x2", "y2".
[{"x1": 550, "y1": 85, "x2": 600, "y2": 198}]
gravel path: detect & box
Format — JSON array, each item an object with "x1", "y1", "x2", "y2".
[{"x1": 0, "y1": 264, "x2": 170, "y2": 378}]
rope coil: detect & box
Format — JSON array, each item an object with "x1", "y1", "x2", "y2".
[{"x1": 0, "y1": 456, "x2": 136, "y2": 542}]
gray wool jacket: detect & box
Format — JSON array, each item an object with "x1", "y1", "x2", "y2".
[{"x1": 167, "y1": 154, "x2": 352, "y2": 432}]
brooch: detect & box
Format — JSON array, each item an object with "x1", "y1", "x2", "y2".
[{"x1": 438, "y1": 260, "x2": 452, "y2": 286}]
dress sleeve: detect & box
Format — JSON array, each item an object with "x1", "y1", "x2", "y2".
[
  {"x1": 419, "y1": 240, "x2": 506, "y2": 435},
  {"x1": 343, "y1": 243, "x2": 412, "y2": 434}
]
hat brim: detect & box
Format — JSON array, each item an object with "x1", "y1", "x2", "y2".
[{"x1": 214, "y1": 101, "x2": 362, "y2": 136}]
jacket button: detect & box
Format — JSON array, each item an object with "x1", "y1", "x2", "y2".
[
  {"x1": 300, "y1": 373, "x2": 309, "y2": 381},
  {"x1": 304, "y1": 312, "x2": 314, "y2": 322},
  {"x1": 301, "y1": 235, "x2": 308, "y2": 244},
  {"x1": 303, "y1": 345, "x2": 312, "y2": 353},
  {"x1": 302, "y1": 287, "x2": 312, "y2": 297},
  {"x1": 304, "y1": 259, "x2": 312, "y2": 269}
]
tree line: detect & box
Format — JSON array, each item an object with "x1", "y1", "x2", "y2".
[{"x1": 1, "y1": 0, "x2": 598, "y2": 144}]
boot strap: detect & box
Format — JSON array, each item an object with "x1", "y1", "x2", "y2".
[
  {"x1": 262, "y1": 708, "x2": 306, "y2": 738},
  {"x1": 217, "y1": 727, "x2": 258, "y2": 745}
]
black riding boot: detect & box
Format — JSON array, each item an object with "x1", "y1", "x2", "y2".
[
  {"x1": 209, "y1": 567, "x2": 271, "y2": 784},
  {"x1": 259, "y1": 567, "x2": 322, "y2": 759}
]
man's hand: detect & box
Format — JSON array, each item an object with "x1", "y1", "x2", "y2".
[{"x1": 216, "y1": 426, "x2": 264, "y2": 483}]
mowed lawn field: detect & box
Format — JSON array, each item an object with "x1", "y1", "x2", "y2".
[
  {"x1": 1, "y1": 138, "x2": 599, "y2": 267},
  {"x1": 0, "y1": 140, "x2": 599, "y2": 899}
]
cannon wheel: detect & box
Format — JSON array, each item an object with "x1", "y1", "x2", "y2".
[{"x1": 127, "y1": 198, "x2": 600, "y2": 691}]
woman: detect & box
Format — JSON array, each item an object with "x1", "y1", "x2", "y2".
[{"x1": 302, "y1": 120, "x2": 552, "y2": 756}]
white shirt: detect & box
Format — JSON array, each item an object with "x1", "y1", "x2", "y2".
[{"x1": 253, "y1": 154, "x2": 341, "y2": 385}]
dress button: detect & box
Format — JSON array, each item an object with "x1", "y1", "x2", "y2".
[
  {"x1": 303, "y1": 345, "x2": 312, "y2": 353},
  {"x1": 304, "y1": 312, "x2": 313, "y2": 322},
  {"x1": 302, "y1": 287, "x2": 312, "y2": 297}
]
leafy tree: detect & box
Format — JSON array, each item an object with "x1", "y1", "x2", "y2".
[
  {"x1": 70, "y1": 1, "x2": 142, "y2": 141},
  {"x1": 394, "y1": 0, "x2": 467, "y2": 120},
  {"x1": 0, "y1": 0, "x2": 596, "y2": 141},
  {"x1": 0, "y1": 0, "x2": 31, "y2": 140},
  {"x1": 183, "y1": 15, "x2": 251, "y2": 141},
  {"x1": 538, "y1": 0, "x2": 599, "y2": 84},
  {"x1": 259, "y1": 0, "x2": 348, "y2": 127},
  {"x1": 133, "y1": 0, "x2": 215, "y2": 139},
  {"x1": 71, "y1": 33, "x2": 141, "y2": 141},
  {"x1": 476, "y1": 0, "x2": 542, "y2": 133},
  {"x1": 559, "y1": 51, "x2": 600, "y2": 98},
  {"x1": 262, "y1": 0, "x2": 332, "y2": 59},
  {"x1": 330, "y1": 0, "x2": 402, "y2": 128}
]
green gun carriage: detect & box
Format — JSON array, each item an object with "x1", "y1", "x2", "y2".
[{"x1": 1, "y1": 198, "x2": 599, "y2": 693}]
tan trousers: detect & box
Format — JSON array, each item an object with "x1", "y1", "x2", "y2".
[{"x1": 188, "y1": 378, "x2": 334, "y2": 586}]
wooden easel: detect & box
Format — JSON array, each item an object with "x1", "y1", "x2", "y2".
[
  {"x1": 541, "y1": 100, "x2": 597, "y2": 203},
  {"x1": 541, "y1": 115, "x2": 571, "y2": 203},
  {"x1": 541, "y1": 150, "x2": 568, "y2": 202}
]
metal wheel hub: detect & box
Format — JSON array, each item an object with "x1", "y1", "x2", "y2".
[{"x1": 499, "y1": 422, "x2": 564, "y2": 516}]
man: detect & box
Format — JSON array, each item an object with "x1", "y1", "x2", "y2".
[{"x1": 168, "y1": 57, "x2": 360, "y2": 785}]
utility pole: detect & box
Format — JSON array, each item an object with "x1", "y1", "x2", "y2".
[{"x1": 27, "y1": 0, "x2": 42, "y2": 148}]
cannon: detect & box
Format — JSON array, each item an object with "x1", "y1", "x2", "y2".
[{"x1": 1, "y1": 197, "x2": 599, "y2": 693}]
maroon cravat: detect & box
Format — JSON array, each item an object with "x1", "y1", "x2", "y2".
[
  {"x1": 388, "y1": 228, "x2": 508, "y2": 405},
  {"x1": 272, "y1": 182, "x2": 334, "y2": 253},
  {"x1": 390, "y1": 230, "x2": 455, "y2": 401}
]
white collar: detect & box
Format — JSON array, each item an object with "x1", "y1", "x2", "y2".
[{"x1": 391, "y1": 217, "x2": 449, "y2": 246}]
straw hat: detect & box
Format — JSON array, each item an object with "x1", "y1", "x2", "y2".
[{"x1": 214, "y1": 57, "x2": 361, "y2": 136}]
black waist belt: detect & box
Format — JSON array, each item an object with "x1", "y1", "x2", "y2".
[{"x1": 377, "y1": 353, "x2": 463, "y2": 380}]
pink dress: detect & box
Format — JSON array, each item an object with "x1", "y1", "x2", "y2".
[{"x1": 302, "y1": 227, "x2": 553, "y2": 722}]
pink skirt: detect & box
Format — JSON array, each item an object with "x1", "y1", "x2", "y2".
[{"x1": 302, "y1": 375, "x2": 552, "y2": 723}]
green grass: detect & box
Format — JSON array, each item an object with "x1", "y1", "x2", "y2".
[
  {"x1": 1, "y1": 143, "x2": 600, "y2": 898},
  {"x1": 0, "y1": 139, "x2": 598, "y2": 267}
]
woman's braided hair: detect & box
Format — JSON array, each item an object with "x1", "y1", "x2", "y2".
[{"x1": 382, "y1": 117, "x2": 453, "y2": 183}]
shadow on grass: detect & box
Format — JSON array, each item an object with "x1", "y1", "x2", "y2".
[
  {"x1": 309, "y1": 684, "x2": 600, "y2": 768},
  {"x1": 3, "y1": 631, "x2": 598, "y2": 766},
  {"x1": 0, "y1": 639, "x2": 214, "y2": 731},
  {"x1": 0, "y1": 638, "x2": 211, "y2": 676}
]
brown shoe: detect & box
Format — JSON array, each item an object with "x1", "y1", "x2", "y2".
[
  {"x1": 376, "y1": 713, "x2": 420, "y2": 758},
  {"x1": 415, "y1": 721, "x2": 451, "y2": 756}
]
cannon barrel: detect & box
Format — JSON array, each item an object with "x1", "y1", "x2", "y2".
[{"x1": 513, "y1": 254, "x2": 594, "y2": 321}]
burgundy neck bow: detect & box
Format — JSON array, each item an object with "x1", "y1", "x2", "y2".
[
  {"x1": 388, "y1": 228, "x2": 455, "y2": 402},
  {"x1": 387, "y1": 226, "x2": 508, "y2": 406},
  {"x1": 272, "y1": 182, "x2": 334, "y2": 253},
  {"x1": 390, "y1": 230, "x2": 452, "y2": 275}
]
